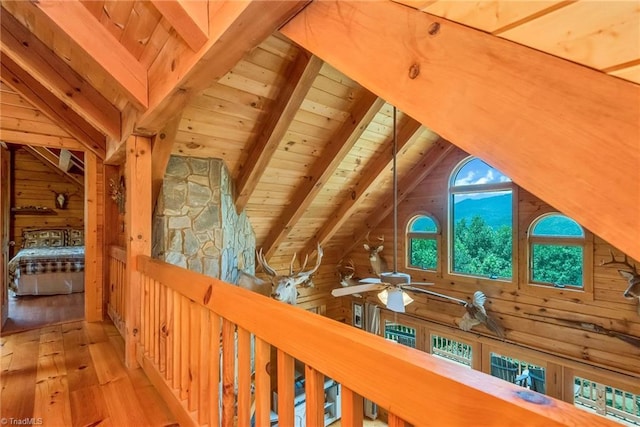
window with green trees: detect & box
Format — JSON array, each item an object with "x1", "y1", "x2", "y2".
[
  {"x1": 449, "y1": 157, "x2": 514, "y2": 280},
  {"x1": 407, "y1": 214, "x2": 439, "y2": 271},
  {"x1": 529, "y1": 213, "x2": 585, "y2": 288}
]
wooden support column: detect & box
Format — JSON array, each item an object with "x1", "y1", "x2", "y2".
[
  {"x1": 84, "y1": 151, "x2": 101, "y2": 322},
  {"x1": 125, "y1": 135, "x2": 152, "y2": 368}
]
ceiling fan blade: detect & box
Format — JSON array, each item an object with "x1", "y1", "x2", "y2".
[
  {"x1": 331, "y1": 283, "x2": 386, "y2": 297},
  {"x1": 406, "y1": 282, "x2": 434, "y2": 287},
  {"x1": 401, "y1": 286, "x2": 467, "y2": 305},
  {"x1": 359, "y1": 277, "x2": 382, "y2": 284}
]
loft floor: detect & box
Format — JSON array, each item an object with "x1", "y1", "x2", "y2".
[{"x1": 0, "y1": 320, "x2": 176, "y2": 427}]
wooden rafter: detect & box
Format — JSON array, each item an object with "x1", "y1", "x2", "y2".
[
  {"x1": 0, "y1": 128, "x2": 85, "y2": 151},
  {"x1": 234, "y1": 52, "x2": 323, "y2": 213},
  {"x1": 6, "y1": 0, "x2": 148, "y2": 109},
  {"x1": 137, "y1": 1, "x2": 311, "y2": 135},
  {"x1": 345, "y1": 138, "x2": 454, "y2": 255},
  {"x1": 151, "y1": 115, "x2": 182, "y2": 211},
  {"x1": 1, "y1": 56, "x2": 106, "y2": 159},
  {"x1": 308, "y1": 117, "x2": 423, "y2": 253},
  {"x1": 0, "y1": 7, "x2": 121, "y2": 140},
  {"x1": 282, "y1": 0, "x2": 640, "y2": 261},
  {"x1": 151, "y1": 0, "x2": 208, "y2": 52},
  {"x1": 24, "y1": 145, "x2": 84, "y2": 187},
  {"x1": 261, "y1": 91, "x2": 385, "y2": 259}
]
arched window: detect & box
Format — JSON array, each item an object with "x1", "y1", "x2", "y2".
[
  {"x1": 449, "y1": 157, "x2": 514, "y2": 280},
  {"x1": 407, "y1": 214, "x2": 439, "y2": 271},
  {"x1": 528, "y1": 213, "x2": 585, "y2": 288}
]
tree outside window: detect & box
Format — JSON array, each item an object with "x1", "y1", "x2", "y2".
[
  {"x1": 407, "y1": 214, "x2": 439, "y2": 271},
  {"x1": 450, "y1": 157, "x2": 514, "y2": 280}
]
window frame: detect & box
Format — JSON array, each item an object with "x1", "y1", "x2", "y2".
[
  {"x1": 405, "y1": 212, "x2": 441, "y2": 274},
  {"x1": 447, "y1": 156, "x2": 518, "y2": 285},
  {"x1": 523, "y1": 211, "x2": 593, "y2": 299}
]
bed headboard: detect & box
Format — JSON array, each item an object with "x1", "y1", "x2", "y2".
[{"x1": 22, "y1": 228, "x2": 84, "y2": 248}]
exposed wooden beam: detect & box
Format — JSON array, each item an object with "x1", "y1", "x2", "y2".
[
  {"x1": 150, "y1": 0, "x2": 208, "y2": 52},
  {"x1": 0, "y1": 7, "x2": 121, "y2": 140},
  {"x1": 345, "y1": 138, "x2": 454, "y2": 256},
  {"x1": 58, "y1": 149, "x2": 72, "y2": 172},
  {"x1": 309, "y1": 117, "x2": 423, "y2": 253},
  {"x1": 8, "y1": 0, "x2": 147, "y2": 109},
  {"x1": 282, "y1": 1, "x2": 640, "y2": 260},
  {"x1": 151, "y1": 116, "x2": 182, "y2": 211},
  {"x1": 0, "y1": 128, "x2": 85, "y2": 151},
  {"x1": 136, "y1": 1, "x2": 311, "y2": 134},
  {"x1": 261, "y1": 91, "x2": 385, "y2": 259},
  {"x1": 24, "y1": 146, "x2": 83, "y2": 187},
  {"x1": 1, "y1": 56, "x2": 106, "y2": 159},
  {"x1": 234, "y1": 52, "x2": 323, "y2": 213}
]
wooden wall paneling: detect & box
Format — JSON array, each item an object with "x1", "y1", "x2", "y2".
[
  {"x1": 124, "y1": 135, "x2": 152, "y2": 368},
  {"x1": 281, "y1": 0, "x2": 640, "y2": 262}
]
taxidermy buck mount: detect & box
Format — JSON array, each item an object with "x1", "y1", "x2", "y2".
[
  {"x1": 237, "y1": 243, "x2": 323, "y2": 305},
  {"x1": 364, "y1": 232, "x2": 388, "y2": 276},
  {"x1": 601, "y1": 250, "x2": 640, "y2": 314},
  {"x1": 50, "y1": 189, "x2": 79, "y2": 210}
]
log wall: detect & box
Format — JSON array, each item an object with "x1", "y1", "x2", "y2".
[{"x1": 340, "y1": 147, "x2": 640, "y2": 381}]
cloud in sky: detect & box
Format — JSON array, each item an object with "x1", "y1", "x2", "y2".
[{"x1": 454, "y1": 159, "x2": 510, "y2": 186}]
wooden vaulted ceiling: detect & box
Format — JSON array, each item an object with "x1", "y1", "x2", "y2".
[{"x1": 0, "y1": 1, "x2": 638, "y2": 263}]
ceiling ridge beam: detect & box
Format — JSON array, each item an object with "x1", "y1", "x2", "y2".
[
  {"x1": 137, "y1": 1, "x2": 311, "y2": 135},
  {"x1": 261, "y1": 91, "x2": 384, "y2": 259},
  {"x1": 151, "y1": 0, "x2": 208, "y2": 52},
  {"x1": 1, "y1": 58, "x2": 106, "y2": 159},
  {"x1": 13, "y1": 0, "x2": 148, "y2": 109},
  {"x1": 282, "y1": 1, "x2": 640, "y2": 260},
  {"x1": 344, "y1": 138, "x2": 454, "y2": 256},
  {"x1": 234, "y1": 52, "x2": 323, "y2": 213},
  {"x1": 0, "y1": 7, "x2": 121, "y2": 141},
  {"x1": 307, "y1": 117, "x2": 423, "y2": 255}
]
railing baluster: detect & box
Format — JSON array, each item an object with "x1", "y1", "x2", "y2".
[
  {"x1": 149, "y1": 275, "x2": 156, "y2": 359},
  {"x1": 305, "y1": 365, "x2": 325, "y2": 427},
  {"x1": 389, "y1": 413, "x2": 408, "y2": 427},
  {"x1": 165, "y1": 287, "x2": 173, "y2": 382},
  {"x1": 237, "y1": 326, "x2": 251, "y2": 427},
  {"x1": 154, "y1": 279, "x2": 161, "y2": 365},
  {"x1": 341, "y1": 386, "x2": 363, "y2": 427},
  {"x1": 210, "y1": 312, "x2": 221, "y2": 427},
  {"x1": 222, "y1": 319, "x2": 236, "y2": 427},
  {"x1": 277, "y1": 350, "x2": 295, "y2": 427},
  {"x1": 188, "y1": 300, "x2": 200, "y2": 412},
  {"x1": 254, "y1": 337, "x2": 271, "y2": 427},
  {"x1": 198, "y1": 306, "x2": 211, "y2": 424},
  {"x1": 172, "y1": 291, "x2": 181, "y2": 391},
  {"x1": 180, "y1": 296, "x2": 190, "y2": 401},
  {"x1": 143, "y1": 275, "x2": 150, "y2": 355}
]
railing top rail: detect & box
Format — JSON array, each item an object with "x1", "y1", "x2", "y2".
[
  {"x1": 136, "y1": 255, "x2": 618, "y2": 427},
  {"x1": 109, "y1": 245, "x2": 126, "y2": 262}
]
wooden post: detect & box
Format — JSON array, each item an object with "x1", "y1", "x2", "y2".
[
  {"x1": 84, "y1": 151, "x2": 102, "y2": 321},
  {"x1": 125, "y1": 135, "x2": 151, "y2": 368}
]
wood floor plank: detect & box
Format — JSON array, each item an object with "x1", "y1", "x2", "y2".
[
  {"x1": 70, "y1": 384, "x2": 109, "y2": 427},
  {"x1": 1, "y1": 329, "x2": 40, "y2": 420},
  {"x1": 100, "y1": 376, "x2": 152, "y2": 427},
  {"x1": 89, "y1": 341, "x2": 128, "y2": 385},
  {"x1": 63, "y1": 323, "x2": 100, "y2": 393}
]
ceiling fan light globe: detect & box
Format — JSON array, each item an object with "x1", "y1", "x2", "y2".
[{"x1": 378, "y1": 288, "x2": 413, "y2": 313}]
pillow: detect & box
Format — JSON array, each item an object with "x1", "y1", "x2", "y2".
[
  {"x1": 22, "y1": 228, "x2": 66, "y2": 248},
  {"x1": 66, "y1": 228, "x2": 84, "y2": 246}
]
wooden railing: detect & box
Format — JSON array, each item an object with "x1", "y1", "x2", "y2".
[
  {"x1": 107, "y1": 245, "x2": 127, "y2": 337},
  {"x1": 135, "y1": 255, "x2": 619, "y2": 427}
]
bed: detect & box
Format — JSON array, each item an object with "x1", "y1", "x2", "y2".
[{"x1": 7, "y1": 228, "x2": 85, "y2": 296}]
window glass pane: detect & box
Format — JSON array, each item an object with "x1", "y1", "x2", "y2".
[
  {"x1": 410, "y1": 216, "x2": 437, "y2": 233},
  {"x1": 453, "y1": 158, "x2": 511, "y2": 186},
  {"x1": 490, "y1": 352, "x2": 545, "y2": 394},
  {"x1": 409, "y1": 238, "x2": 437, "y2": 270},
  {"x1": 452, "y1": 191, "x2": 512, "y2": 279},
  {"x1": 532, "y1": 214, "x2": 583, "y2": 237},
  {"x1": 384, "y1": 322, "x2": 416, "y2": 348},
  {"x1": 532, "y1": 244, "x2": 583, "y2": 287},
  {"x1": 431, "y1": 334, "x2": 472, "y2": 367}
]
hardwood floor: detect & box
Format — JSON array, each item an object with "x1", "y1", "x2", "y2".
[
  {"x1": 1, "y1": 320, "x2": 177, "y2": 427},
  {"x1": 2, "y1": 292, "x2": 85, "y2": 335}
]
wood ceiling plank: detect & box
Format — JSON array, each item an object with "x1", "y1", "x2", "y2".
[
  {"x1": 308, "y1": 117, "x2": 423, "y2": 253},
  {"x1": 0, "y1": 8, "x2": 121, "y2": 140},
  {"x1": 234, "y1": 53, "x2": 323, "y2": 213},
  {"x1": 150, "y1": 0, "x2": 208, "y2": 52},
  {"x1": 345, "y1": 138, "x2": 454, "y2": 255},
  {"x1": 261, "y1": 91, "x2": 384, "y2": 259},
  {"x1": 137, "y1": 0, "x2": 310, "y2": 134},
  {"x1": 1, "y1": 57, "x2": 106, "y2": 159},
  {"x1": 119, "y1": 1, "x2": 163, "y2": 60},
  {"x1": 18, "y1": 0, "x2": 148, "y2": 109},
  {"x1": 281, "y1": 0, "x2": 640, "y2": 261}
]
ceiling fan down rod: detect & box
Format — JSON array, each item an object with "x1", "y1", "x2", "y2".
[{"x1": 392, "y1": 105, "x2": 398, "y2": 273}]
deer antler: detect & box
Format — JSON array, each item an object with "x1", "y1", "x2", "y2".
[
  {"x1": 601, "y1": 250, "x2": 638, "y2": 274},
  {"x1": 256, "y1": 248, "x2": 277, "y2": 277},
  {"x1": 297, "y1": 243, "x2": 323, "y2": 278}
]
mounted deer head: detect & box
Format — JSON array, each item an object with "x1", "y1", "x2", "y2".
[
  {"x1": 51, "y1": 189, "x2": 79, "y2": 210},
  {"x1": 363, "y1": 232, "x2": 388, "y2": 276},
  {"x1": 337, "y1": 259, "x2": 363, "y2": 297},
  {"x1": 256, "y1": 243, "x2": 323, "y2": 305},
  {"x1": 601, "y1": 250, "x2": 640, "y2": 313}
]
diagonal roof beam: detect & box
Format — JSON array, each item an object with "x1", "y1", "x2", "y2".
[
  {"x1": 1, "y1": 55, "x2": 106, "y2": 159},
  {"x1": 344, "y1": 138, "x2": 455, "y2": 256},
  {"x1": 281, "y1": 1, "x2": 640, "y2": 261},
  {"x1": 234, "y1": 52, "x2": 323, "y2": 213},
  {"x1": 308, "y1": 117, "x2": 423, "y2": 254},
  {"x1": 6, "y1": 0, "x2": 147, "y2": 109},
  {"x1": 136, "y1": 1, "x2": 311, "y2": 135},
  {"x1": 24, "y1": 146, "x2": 84, "y2": 187},
  {"x1": 0, "y1": 8, "x2": 121, "y2": 141},
  {"x1": 261, "y1": 91, "x2": 385, "y2": 259},
  {"x1": 150, "y1": 0, "x2": 209, "y2": 52}
]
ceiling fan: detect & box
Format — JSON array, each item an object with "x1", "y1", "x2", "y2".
[{"x1": 331, "y1": 105, "x2": 438, "y2": 313}]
